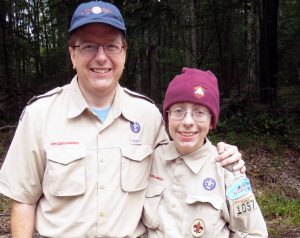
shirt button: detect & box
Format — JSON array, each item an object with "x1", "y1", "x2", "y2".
[
  {"x1": 171, "y1": 204, "x2": 176, "y2": 208},
  {"x1": 99, "y1": 212, "x2": 105, "y2": 217},
  {"x1": 176, "y1": 159, "x2": 183, "y2": 164},
  {"x1": 100, "y1": 185, "x2": 105, "y2": 189}
]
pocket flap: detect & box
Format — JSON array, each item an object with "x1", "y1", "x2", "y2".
[
  {"x1": 186, "y1": 194, "x2": 223, "y2": 210},
  {"x1": 146, "y1": 184, "x2": 165, "y2": 198},
  {"x1": 121, "y1": 145, "x2": 153, "y2": 162},
  {"x1": 46, "y1": 148, "x2": 86, "y2": 165}
]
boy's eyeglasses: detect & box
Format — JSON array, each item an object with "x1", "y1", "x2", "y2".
[
  {"x1": 168, "y1": 108, "x2": 212, "y2": 122},
  {"x1": 73, "y1": 42, "x2": 124, "y2": 54}
]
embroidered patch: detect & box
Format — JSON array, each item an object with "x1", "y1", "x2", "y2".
[
  {"x1": 92, "y1": 6, "x2": 102, "y2": 14},
  {"x1": 130, "y1": 121, "x2": 141, "y2": 133},
  {"x1": 191, "y1": 219, "x2": 205, "y2": 237},
  {"x1": 226, "y1": 177, "x2": 252, "y2": 200},
  {"x1": 203, "y1": 178, "x2": 216, "y2": 191},
  {"x1": 194, "y1": 86, "x2": 206, "y2": 97},
  {"x1": 233, "y1": 195, "x2": 257, "y2": 218}
]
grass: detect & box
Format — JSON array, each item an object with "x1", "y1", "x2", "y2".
[
  {"x1": 0, "y1": 195, "x2": 11, "y2": 213},
  {"x1": 257, "y1": 190, "x2": 300, "y2": 225}
]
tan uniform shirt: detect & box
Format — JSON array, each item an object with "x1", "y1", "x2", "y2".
[
  {"x1": 143, "y1": 140, "x2": 268, "y2": 238},
  {"x1": 0, "y1": 76, "x2": 168, "y2": 238}
]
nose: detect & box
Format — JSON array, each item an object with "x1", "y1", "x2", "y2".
[
  {"x1": 94, "y1": 46, "x2": 108, "y2": 61},
  {"x1": 182, "y1": 112, "x2": 194, "y2": 125}
]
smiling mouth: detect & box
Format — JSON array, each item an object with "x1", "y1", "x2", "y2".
[
  {"x1": 91, "y1": 68, "x2": 110, "y2": 74},
  {"x1": 179, "y1": 132, "x2": 197, "y2": 137}
]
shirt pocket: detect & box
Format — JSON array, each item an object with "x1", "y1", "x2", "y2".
[
  {"x1": 185, "y1": 194, "x2": 225, "y2": 230},
  {"x1": 143, "y1": 183, "x2": 165, "y2": 229},
  {"x1": 46, "y1": 148, "x2": 86, "y2": 196},
  {"x1": 120, "y1": 145, "x2": 153, "y2": 192}
]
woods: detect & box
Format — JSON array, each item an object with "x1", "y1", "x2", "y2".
[{"x1": 0, "y1": 0, "x2": 299, "y2": 123}]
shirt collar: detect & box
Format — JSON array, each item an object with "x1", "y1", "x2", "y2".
[
  {"x1": 67, "y1": 76, "x2": 89, "y2": 119},
  {"x1": 67, "y1": 76, "x2": 138, "y2": 123},
  {"x1": 162, "y1": 139, "x2": 214, "y2": 174}
]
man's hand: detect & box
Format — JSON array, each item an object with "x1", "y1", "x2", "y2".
[{"x1": 216, "y1": 142, "x2": 246, "y2": 173}]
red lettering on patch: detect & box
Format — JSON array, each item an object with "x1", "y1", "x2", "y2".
[{"x1": 150, "y1": 174, "x2": 164, "y2": 181}]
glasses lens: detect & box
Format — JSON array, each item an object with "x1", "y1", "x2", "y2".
[
  {"x1": 104, "y1": 43, "x2": 122, "y2": 54},
  {"x1": 80, "y1": 43, "x2": 97, "y2": 53},
  {"x1": 192, "y1": 111, "x2": 210, "y2": 122},
  {"x1": 170, "y1": 109, "x2": 185, "y2": 120}
]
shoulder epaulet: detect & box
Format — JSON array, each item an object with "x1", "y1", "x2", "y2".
[
  {"x1": 124, "y1": 87, "x2": 154, "y2": 104},
  {"x1": 27, "y1": 87, "x2": 63, "y2": 105}
]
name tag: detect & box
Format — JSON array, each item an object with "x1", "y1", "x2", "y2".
[{"x1": 233, "y1": 195, "x2": 257, "y2": 218}]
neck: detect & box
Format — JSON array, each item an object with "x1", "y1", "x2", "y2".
[{"x1": 78, "y1": 84, "x2": 117, "y2": 110}]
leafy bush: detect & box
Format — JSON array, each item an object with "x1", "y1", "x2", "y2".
[{"x1": 210, "y1": 102, "x2": 300, "y2": 151}]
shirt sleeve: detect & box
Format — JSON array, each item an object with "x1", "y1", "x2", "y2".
[
  {"x1": 0, "y1": 107, "x2": 44, "y2": 204},
  {"x1": 225, "y1": 173, "x2": 268, "y2": 237}
]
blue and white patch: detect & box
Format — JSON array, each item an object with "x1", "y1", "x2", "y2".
[
  {"x1": 226, "y1": 177, "x2": 252, "y2": 200},
  {"x1": 203, "y1": 178, "x2": 216, "y2": 190},
  {"x1": 130, "y1": 121, "x2": 141, "y2": 133}
]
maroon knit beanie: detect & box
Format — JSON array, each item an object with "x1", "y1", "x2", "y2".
[{"x1": 163, "y1": 67, "x2": 220, "y2": 128}]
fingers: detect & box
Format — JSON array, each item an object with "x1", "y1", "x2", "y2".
[
  {"x1": 233, "y1": 158, "x2": 246, "y2": 173},
  {"x1": 216, "y1": 143, "x2": 246, "y2": 174},
  {"x1": 217, "y1": 144, "x2": 240, "y2": 165},
  {"x1": 216, "y1": 142, "x2": 226, "y2": 154}
]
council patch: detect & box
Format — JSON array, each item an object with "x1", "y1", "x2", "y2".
[{"x1": 226, "y1": 177, "x2": 252, "y2": 200}]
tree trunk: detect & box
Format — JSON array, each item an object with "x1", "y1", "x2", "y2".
[
  {"x1": 247, "y1": 0, "x2": 260, "y2": 101},
  {"x1": 259, "y1": 0, "x2": 278, "y2": 105}
]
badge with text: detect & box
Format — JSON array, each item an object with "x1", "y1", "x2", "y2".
[
  {"x1": 226, "y1": 177, "x2": 252, "y2": 200},
  {"x1": 203, "y1": 178, "x2": 216, "y2": 191},
  {"x1": 191, "y1": 219, "x2": 205, "y2": 237},
  {"x1": 233, "y1": 195, "x2": 257, "y2": 218},
  {"x1": 129, "y1": 121, "x2": 142, "y2": 144}
]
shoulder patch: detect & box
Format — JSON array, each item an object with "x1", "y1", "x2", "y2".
[
  {"x1": 27, "y1": 87, "x2": 63, "y2": 105},
  {"x1": 226, "y1": 177, "x2": 252, "y2": 200},
  {"x1": 124, "y1": 88, "x2": 154, "y2": 104}
]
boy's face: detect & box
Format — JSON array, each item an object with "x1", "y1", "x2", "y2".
[{"x1": 168, "y1": 102, "x2": 212, "y2": 155}]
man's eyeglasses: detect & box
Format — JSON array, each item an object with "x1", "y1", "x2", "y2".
[
  {"x1": 73, "y1": 42, "x2": 124, "y2": 54},
  {"x1": 168, "y1": 108, "x2": 212, "y2": 122}
]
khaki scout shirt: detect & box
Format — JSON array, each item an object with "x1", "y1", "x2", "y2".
[
  {"x1": 143, "y1": 140, "x2": 268, "y2": 238},
  {"x1": 0, "y1": 76, "x2": 168, "y2": 238}
]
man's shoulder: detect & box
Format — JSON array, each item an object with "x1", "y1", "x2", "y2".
[
  {"x1": 123, "y1": 87, "x2": 154, "y2": 104},
  {"x1": 26, "y1": 87, "x2": 64, "y2": 106}
]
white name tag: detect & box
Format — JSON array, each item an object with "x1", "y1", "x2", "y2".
[{"x1": 233, "y1": 195, "x2": 257, "y2": 218}]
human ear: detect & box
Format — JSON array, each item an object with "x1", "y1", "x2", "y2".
[{"x1": 69, "y1": 47, "x2": 76, "y2": 69}]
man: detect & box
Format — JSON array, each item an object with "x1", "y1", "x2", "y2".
[{"x1": 0, "y1": 1, "x2": 244, "y2": 237}]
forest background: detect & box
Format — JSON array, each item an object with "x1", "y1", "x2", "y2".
[{"x1": 0, "y1": 0, "x2": 299, "y2": 237}]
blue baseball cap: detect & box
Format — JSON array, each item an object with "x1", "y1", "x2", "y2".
[{"x1": 68, "y1": 1, "x2": 126, "y2": 35}]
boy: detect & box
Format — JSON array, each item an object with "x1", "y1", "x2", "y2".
[{"x1": 143, "y1": 68, "x2": 268, "y2": 237}]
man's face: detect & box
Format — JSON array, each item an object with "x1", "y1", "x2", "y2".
[{"x1": 69, "y1": 23, "x2": 126, "y2": 98}]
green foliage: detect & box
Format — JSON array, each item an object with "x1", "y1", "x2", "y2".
[
  {"x1": 210, "y1": 102, "x2": 300, "y2": 151},
  {"x1": 257, "y1": 191, "x2": 300, "y2": 225}
]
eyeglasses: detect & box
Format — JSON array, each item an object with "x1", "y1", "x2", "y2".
[
  {"x1": 73, "y1": 42, "x2": 124, "y2": 54},
  {"x1": 168, "y1": 108, "x2": 212, "y2": 122}
]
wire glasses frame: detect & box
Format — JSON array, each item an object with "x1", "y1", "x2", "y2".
[
  {"x1": 72, "y1": 42, "x2": 124, "y2": 54},
  {"x1": 168, "y1": 108, "x2": 212, "y2": 122}
]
